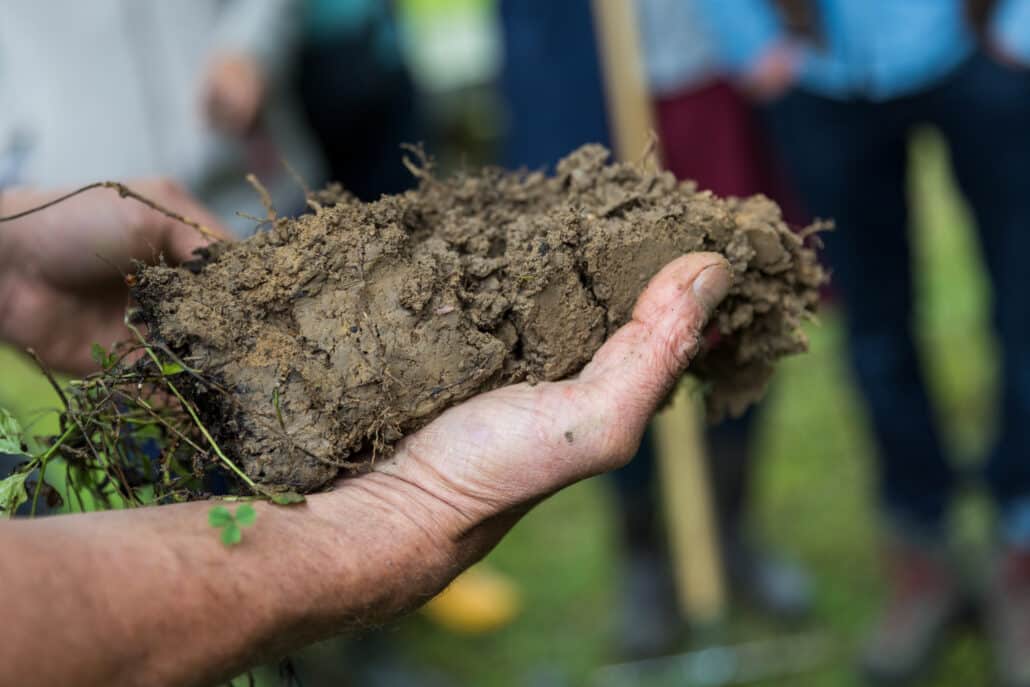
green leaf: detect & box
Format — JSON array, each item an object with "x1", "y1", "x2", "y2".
[
  {"x1": 160, "y1": 362, "x2": 185, "y2": 376},
  {"x1": 221, "y1": 523, "x2": 243, "y2": 546},
  {"x1": 91, "y1": 343, "x2": 107, "y2": 367},
  {"x1": 91, "y1": 343, "x2": 115, "y2": 369},
  {"x1": 132, "y1": 424, "x2": 162, "y2": 441},
  {"x1": 0, "y1": 471, "x2": 30, "y2": 517},
  {"x1": 208, "y1": 505, "x2": 234, "y2": 528},
  {"x1": 269, "y1": 491, "x2": 305, "y2": 505},
  {"x1": 235, "y1": 503, "x2": 256, "y2": 527},
  {"x1": 0, "y1": 409, "x2": 27, "y2": 456}
]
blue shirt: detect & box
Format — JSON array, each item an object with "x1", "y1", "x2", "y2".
[
  {"x1": 696, "y1": 0, "x2": 1030, "y2": 100},
  {"x1": 636, "y1": 0, "x2": 721, "y2": 95}
]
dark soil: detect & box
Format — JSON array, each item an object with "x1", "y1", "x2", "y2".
[{"x1": 134, "y1": 146, "x2": 824, "y2": 493}]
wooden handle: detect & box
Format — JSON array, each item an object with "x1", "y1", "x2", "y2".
[
  {"x1": 590, "y1": 0, "x2": 657, "y2": 161},
  {"x1": 591, "y1": 0, "x2": 725, "y2": 625},
  {"x1": 653, "y1": 383, "x2": 726, "y2": 625}
]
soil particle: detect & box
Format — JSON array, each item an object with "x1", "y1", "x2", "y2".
[{"x1": 135, "y1": 146, "x2": 824, "y2": 492}]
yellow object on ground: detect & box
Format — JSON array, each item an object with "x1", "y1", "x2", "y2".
[{"x1": 422, "y1": 563, "x2": 521, "y2": 634}]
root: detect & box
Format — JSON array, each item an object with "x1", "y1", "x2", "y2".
[
  {"x1": 0, "y1": 181, "x2": 222, "y2": 242},
  {"x1": 245, "y1": 174, "x2": 277, "y2": 221}
]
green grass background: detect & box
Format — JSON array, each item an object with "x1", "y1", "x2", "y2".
[{"x1": 0, "y1": 130, "x2": 999, "y2": 686}]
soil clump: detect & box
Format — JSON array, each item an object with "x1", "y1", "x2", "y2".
[{"x1": 135, "y1": 146, "x2": 824, "y2": 492}]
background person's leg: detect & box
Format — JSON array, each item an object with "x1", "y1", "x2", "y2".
[
  {"x1": 934, "y1": 53, "x2": 1030, "y2": 532},
  {"x1": 933, "y1": 52, "x2": 1030, "y2": 687},
  {"x1": 766, "y1": 90, "x2": 952, "y2": 530},
  {"x1": 609, "y1": 429, "x2": 681, "y2": 657},
  {"x1": 706, "y1": 409, "x2": 812, "y2": 620},
  {"x1": 766, "y1": 89, "x2": 962, "y2": 682}
]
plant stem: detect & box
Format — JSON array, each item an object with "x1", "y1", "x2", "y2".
[
  {"x1": 125, "y1": 323, "x2": 259, "y2": 492},
  {"x1": 30, "y1": 424, "x2": 76, "y2": 516},
  {"x1": 0, "y1": 181, "x2": 221, "y2": 241},
  {"x1": 167, "y1": 379, "x2": 258, "y2": 490}
]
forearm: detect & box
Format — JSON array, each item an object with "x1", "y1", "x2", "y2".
[{"x1": 0, "y1": 475, "x2": 466, "y2": 687}]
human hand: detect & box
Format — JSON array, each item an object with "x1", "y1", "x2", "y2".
[
  {"x1": 203, "y1": 53, "x2": 267, "y2": 136},
  {"x1": 742, "y1": 41, "x2": 801, "y2": 102},
  {"x1": 0, "y1": 180, "x2": 229, "y2": 375},
  {"x1": 340, "y1": 253, "x2": 732, "y2": 577},
  {"x1": 987, "y1": 38, "x2": 1030, "y2": 71},
  {"x1": 0, "y1": 253, "x2": 729, "y2": 687}
]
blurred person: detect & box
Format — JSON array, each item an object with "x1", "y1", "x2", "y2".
[
  {"x1": 0, "y1": 182, "x2": 732, "y2": 687},
  {"x1": 0, "y1": 0, "x2": 324, "y2": 235},
  {"x1": 499, "y1": 0, "x2": 811, "y2": 660},
  {"x1": 698, "y1": 0, "x2": 1030, "y2": 683},
  {"x1": 296, "y1": 0, "x2": 423, "y2": 201}
]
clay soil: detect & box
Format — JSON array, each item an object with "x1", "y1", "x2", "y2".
[{"x1": 134, "y1": 146, "x2": 824, "y2": 493}]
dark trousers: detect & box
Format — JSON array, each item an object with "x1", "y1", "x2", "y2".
[
  {"x1": 498, "y1": 0, "x2": 610, "y2": 171},
  {"x1": 614, "y1": 413, "x2": 757, "y2": 552},
  {"x1": 297, "y1": 31, "x2": 423, "y2": 202},
  {"x1": 766, "y1": 52, "x2": 1030, "y2": 529}
]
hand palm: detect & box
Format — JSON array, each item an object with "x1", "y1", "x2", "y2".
[{"x1": 372, "y1": 254, "x2": 729, "y2": 547}]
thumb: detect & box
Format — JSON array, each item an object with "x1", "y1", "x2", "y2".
[{"x1": 580, "y1": 252, "x2": 732, "y2": 439}]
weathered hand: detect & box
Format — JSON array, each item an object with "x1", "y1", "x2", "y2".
[
  {"x1": 0, "y1": 180, "x2": 229, "y2": 375},
  {"x1": 349, "y1": 253, "x2": 732, "y2": 569}
]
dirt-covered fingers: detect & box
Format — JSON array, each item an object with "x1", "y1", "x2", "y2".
[{"x1": 579, "y1": 253, "x2": 731, "y2": 465}]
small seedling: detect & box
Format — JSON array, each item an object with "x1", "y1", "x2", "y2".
[
  {"x1": 90, "y1": 343, "x2": 117, "y2": 370},
  {"x1": 208, "y1": 503, "x2": 256, "y2": 546}
]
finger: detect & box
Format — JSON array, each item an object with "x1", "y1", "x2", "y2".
[
  {"x1": 153, "y1": 186, "x2": 233, "y2": 263},
  {"x1": 580, "y1": 252, "x2": 731, "y2": 427}
]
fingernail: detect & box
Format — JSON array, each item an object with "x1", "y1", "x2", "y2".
[{"x1": 693, "y1": 260, "x2": 732, "y2": 314}]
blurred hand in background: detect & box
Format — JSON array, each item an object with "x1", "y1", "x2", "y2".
[
  {"x1": 203, "y1": 53, "x2": 268, "y2": 136},
  {"x1": 0, "y1": 181, "x2": 229, "y2": 375},
  {"x1": 741, "y1": 41, "x2": 800, "y2": 102}
]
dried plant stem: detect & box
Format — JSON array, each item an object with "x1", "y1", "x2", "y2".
[
  {"x1": 0, "y1": 181, "x2": 221, "y2": 242},
  {"x1": 125, "y1": 322, "x2": 259, "y2": 493}
]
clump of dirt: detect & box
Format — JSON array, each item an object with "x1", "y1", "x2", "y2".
[{"x1": 134, "y1": 146, "x2": 824, "y2": 493}]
